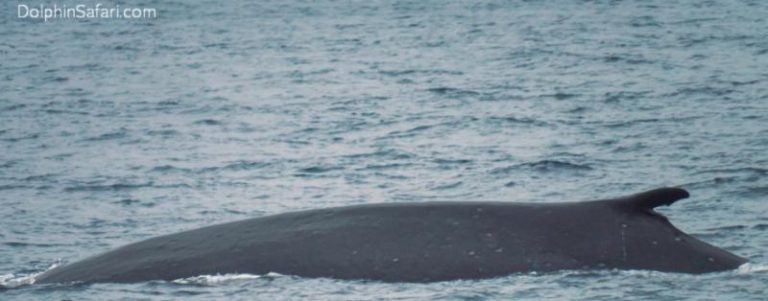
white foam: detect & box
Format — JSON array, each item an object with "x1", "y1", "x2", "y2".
[
  {"x1": 172, "y1": 272, "x2": 283, "y2": 285},
  {"x1": 0, "y1": 261, "x2": 61, "y2": 289},
  {"x1": 737, "y1": 263, "x2": 768, "y2": 274}
]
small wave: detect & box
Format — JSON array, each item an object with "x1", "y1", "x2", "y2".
[
  {"x1": 434, "y1": 159, "x2": 472, "y2": 165},
  {"x1": 172, "y1": 272, "x2": 283, "y2": 286},
  {"x1": 64, "y1": 182, "x2": 154, "y2": 192},
  {"x1": 113, "y1": 198, "x2": 156, "y2": 207},
  {"x1": 603, "y1": 118, "x2": 661, "y2": 128},
  {"x1": 81, "y1": 130, "x2": 128, "y2": 142},
  {"x1": 0, "y1": 184, "x2": 30, "y2": 191},
  {"x1": 665, "y1": 86, "x2": 735, "y2": 97},
  {"x1": 357, "y1": 163, "x2": 413, "y2": 171},
  {"x1": 492, "y1": 160, "x2": 593, "y2": 175},
  {"x1": 602, "y1": 54, "x2": 653, "y2": 64},
  {"x1": 43, "y1": 109, "x2": 89, "y2": 116},
  {"x1": 431, "y1": 181, "x2": 463, "y2": 190},
  {"x1": 694, "y1": 167, "x2": 768, "y2": 175},
  {"x1": 379, "y1": 69, "x2": 463, "y2": 77},
  {"x1": 1, "y1": 104, "x2": 27, "y2": 112},
  {"x1": 704, "y1": 225, "x2": 747, "y2": 232},
  {"x1": 736, "y1": 185, "x2": 768, "y2": 198},
  {"x1": 487, "y1": 116, "x2": 550, "y2": 127},
  {"x1": 406, "y1": 125, "x2": 433, "y2": 133},
  {"x1": 198, "y1": 160, "x2": 272, "y2": 173},
  {"x1": 427, "y1": 87, "x2": 480, "y2": 98},
  {"x1": 1, "y1": 133, "x2": 40, "y2": 142},
  {"x1": 344, "y1": 149, "x2": 414, "y2": 160},
  {"x1": 603, "y1": 91, "x2": 649, "y2": 103},
  {"x1": 603, "y1": 116, "x2": 700, "y2": 129}
]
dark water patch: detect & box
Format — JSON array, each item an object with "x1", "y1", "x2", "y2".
[
  {"x1": 0, "y1": 161, "x2": 17, "y2": 168},
  {"x1": 0, "y1": 184, "x2": 30, "y2": 191},
  {"x1": 629, "y1": 16, "x2": 660, "y2": 27},
  {"x1": 215, "y1": 160, "x2": 273, "y2": 172},
  {"x1": 379, "y1": 69, "x2": 463, "y2": 77},
  {"x1": 519, "y1": 160, "x2": 593, "y2": 172},
  {"x1": 157, "y1": 100, "x2": 181, "y2": 107},
  {"x1": 704, "y1": 225, "x2": 748, "y2": 232},
  {"x1": 193, "y1": 119, "x2": 223, "y2": 126},
  {"x1": 406, "y1": 125, "x2": 433, "y2": 133},
  {"x1": 602, "y1": 54, "x2": 653, "y2": 65},
  {"x1": 371, "y1": 172, "x2": 410, "y2": 180},
  {"x1": 43, "y1": 75, "x2": 69, "y2": 83},
  {"x1": 64, "y1": 182, "x2": 155, "y2": 192},
  {"x1": 694, "y1": 167, "x2": 768, "y2": 176},
  {"x1": 604, "y1": 116, "x2": 700, "y2": 129},
  {"x1": 150, "y1": 165, "x2": 191, "y2": 173},
  {"x1": 729, "y1": 79, "x2": 761, "y2": 87},
  {"x1": 666, "y1": 86, "x2": 736, "y2": 98},
  {"x1": 22, "y1": 174, "x2": 58, "y2": 182},
  {"x1": 1, "y1": 104, "x2": 27, "y2": 112},
  {"x1": 611, "y1": 142, "x2": 648, "y2": 153},
  {"x1": 64, "y1": 63, "x2": 104, "y2": 72},
  {"x1": 298, "y1": 166, "x2": 344, "y2": 174},
  {"x1": 565, "y1": 106, "x2": 588, "y2": 114},
  {"x1": 541, "y1": 92, "x2": 579, "y2": 100},
  {"x1": 383, "y1": 125, "x2": 436, "y2": 139},
  {"x1": 357, "y1": 163, "x2": 414, "y2": 171},
  {"x1": 1, "y1": 133, "x2": 40, "y2": 142},
  {"x1": 487, "y1": 116, "x2": 550, "y2": 127},
  {"x1": 735, "y1": 186, "x2": 768, "y2": 198},
  {"x1": 4, "y1": 242, "x2": 63, "y2": 248},
  {"x1": 753, "y1": 224, "x2": 768, "y2": 231},
  {"x1": 44, "y1": 109, "x2": 89, "y2": 116},
  {"x1": 684, "y1": 177, "x2": 741, "y2": 189},
  {"x1": 82, "y1": 130, "x2": 128, "y2": 142},
  {"x1": 434, "y1": 159, "x2": 472, "y2": 165},
  {"x1": 492, "y1": 160, "x2": 593, "y2": 175},
  {"x1": 431, "y1": 181, "x2": 463, "y2": 190},
  {"x1": 427, "y1": 87, "x2": 481, "y2": 98},
  {"x1": 288, "y1": 68, "x2": 336, "y2": 79},
  {"x1": 344, "y1": 149, "x2": 414, "y2": 160},
  {"x1": 603, "y1": 118, "x2": 661, "y2": 128},
  {"x1": 603, "y1": 91, "x2": 649, "y2": 103},
  {"x1": 113, "y1": 198, "x2": 150, "y2": 206},
  {"x1": 146, "y1": 129, "x2": 180, "y2": 137},
  {"x1": 667, "y1": 17, "x2": 720, "y2": 25}
]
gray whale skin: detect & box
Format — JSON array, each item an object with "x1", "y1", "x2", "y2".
[{"x1": 36, "y1": 187, "x2": 746, "y2": 284}]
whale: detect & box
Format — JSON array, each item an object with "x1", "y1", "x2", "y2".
[{"x1": 35, "y1": 187, "x2": 746, "y2": 284}]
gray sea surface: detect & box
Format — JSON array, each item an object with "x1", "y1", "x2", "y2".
[{"x1": 1, "y1": 0, "x2": 767, "y2": 300}]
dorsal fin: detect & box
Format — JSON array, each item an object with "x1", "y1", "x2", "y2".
[{"x1": 622, "y1": 187, "x2": 689, "y2": 211}]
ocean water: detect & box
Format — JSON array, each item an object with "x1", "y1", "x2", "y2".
[{"x1": 1, "y1": 0, "x2": 767, "y2": 299}]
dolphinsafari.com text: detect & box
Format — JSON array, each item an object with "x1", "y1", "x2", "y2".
[{"x1": 18, "y1": 3, "x2": 157, "y2": 22}]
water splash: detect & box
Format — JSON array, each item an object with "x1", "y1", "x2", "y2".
[
  {"x1": 737, "y1": 263, "x2": 768, "y2": 274},
  {"x1": 0, "y1": 262, "x2": 61, "y2": 289}
]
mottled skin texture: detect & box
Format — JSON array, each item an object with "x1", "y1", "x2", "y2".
[{"x1": 36, "y1": 188, "x2": 746, "y2": 284}]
